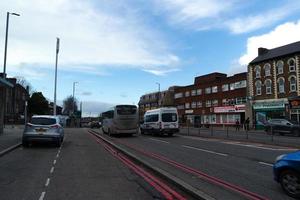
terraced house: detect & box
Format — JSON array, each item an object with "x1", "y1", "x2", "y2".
[{"x1": 248, "y1": 41, "x2": 300, "y2": 128}]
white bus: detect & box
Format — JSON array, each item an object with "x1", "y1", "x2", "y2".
[
  {"x1": 101, "y1": 105, "x2": 139, "y2": 136},
  {"x1": 140, "y1": 107, "x2": 179, "y2": 136}
]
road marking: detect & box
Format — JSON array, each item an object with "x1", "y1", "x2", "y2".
[
  {"x1": 181, "y1": 135, "x2": 220, "y2": 142},
  {"x1": 222, "y1": 142, "x2": 297, "y2": 151},
  {"x1": 39, "y1": 192, "x2": 46, "y2": 200},
  {"x1": 50, "y1": 167, "x2": 54, "y2": 174},
  {"x1": 182, "y1": 145, "x2": 228, "y2": 157},
  {"x1": 259, "y1": 162, "x2": 273, "y2": 167},
  {"x1": 56, "y1": 153, "x2": 59, "y2": 158},
  {"x1": 53, "y1": 160, "x2": 57, "y2": 165},
  {"x1": 45, "y1": 178, "x2": 50, "y2": 187},
  {"x1": 149, "y1": 138, "x2": 170, "y2": 144},
  {"x1": 58, "y1": 149, "x2": 61, "y2": 154}
]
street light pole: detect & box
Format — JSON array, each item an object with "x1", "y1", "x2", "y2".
[
  {"x1": 72, "y1": 82, "x2": 78, "y2": 114},
  {"x1": 156, "y1": 82, "x2": 160, "y2": 107},
  {"x1": 53, "y1": 38, "x2": 60, "y2": 115}
]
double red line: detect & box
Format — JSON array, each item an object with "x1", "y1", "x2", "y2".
[
  {"x1": 88, "y1": 131, "x2": 186, "y2": 200},
  {"x1": 114, "y1": 140, "x2": 270, "y2": 200}
]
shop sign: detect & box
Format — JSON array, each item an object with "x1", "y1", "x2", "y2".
[
  {"x1": 290, "y1": 99, "x2": 300, "y2": 109},
  {"x1": 185, "y1": 109, "x2": 194, "y2": 114},
  {"x1": 214, "y1": 105, "x2": 245, "y2": 113},
  {"x1": 253, "y1": 101, "x2": 285, "y2": 110}
]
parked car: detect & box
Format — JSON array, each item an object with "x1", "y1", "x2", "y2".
[
  {"x1": 22, "y1": 115, "x2": 64, "y2": 147},
  {"x1": 90, "y1": 121, "x2": 102, "y2": 128},
  {"x1": 265, "y1": 119, "x2": 300, "y2": 136},
  {"x1": 273, "y1": 151, "x2": 300, "y2": 198}
]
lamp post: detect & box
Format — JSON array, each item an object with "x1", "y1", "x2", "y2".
[
  {"x1": 156, "y1": 82, "x2": 160, "y2": 107},
  {"x1": 53, "y1": 38, "x2": 60, "y2": 115},
  {"x1": 72, "y1": 82, "x2": 78, "y2": 114},
  {"x1": 0, "y1": 12, "x2": 20, "y2": 135}
]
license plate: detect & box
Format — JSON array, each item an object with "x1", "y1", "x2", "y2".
[{"x1": 36, "y1": 128, "x2": 46, "y2": 133}]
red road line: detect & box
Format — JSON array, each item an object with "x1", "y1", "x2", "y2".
[
  {"x1": 115, "y1": 139, "x2": 270, "y2": 200},
  {"x1": 88, "y1": 131, "x2": 186, "y2": 200}
]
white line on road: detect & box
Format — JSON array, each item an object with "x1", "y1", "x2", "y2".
[
  {"x1": 39, "y1": 192, "x2": 46, "y2": 200},
  {"x1": 222, "y1": 142, "x2": 297, "y2": 151},
  {"x1": 45, "y1": 178, "x2": 50, "y2": 187},
  {"x1": 182, "y1": 145, "x2": 228, "y2": 157},
  {"x1": 50, "y1": 167, "x2": 54, "y2": 174},
  {"x1": 149, "y1": 138, "x2": 170, "y2": 144},
  {"x1": 53, "y1": 160, "x2": 57, "y2": 165},
  {"x1": 56, "y1": 153, "x2": 59, "y2": 158},
  {"x1": 259, "y1": 162, "x2": 273, "y2": 167}
]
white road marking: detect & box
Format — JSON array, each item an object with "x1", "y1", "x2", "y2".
[
  {"x1": 259, "y1": 162, "x2": 273, "y2": 167},
  {"x1": 39, "y1": 192, "x2": 46, "y2": 200},
  {"x1": 182, "y1": 145, "x2": 228, "y2": 157},
  {"x1": 45, "y1": 178, "x2": 50, "y2": 187},
  {"x1": 50, "y1": 167, "x2": 54, "y2": 174},
  {"x1": 58, "y1": 150, "x2": 61, "y2": 154},
  {"x1": 149, "y1": 138, "x2": 170, "y2": 144},
  {"x1": 222, "y1": 142, "x2": 297, "y2": 151},
  {"x1": 56, "y1": 153, "x2": 59, "y2": 158},
  {"x1": 181, "y1": 136, "x2": 220, "y2": 142},
  {"x1": 53, "y1": 160, "x2": 57, "y2": 165}
]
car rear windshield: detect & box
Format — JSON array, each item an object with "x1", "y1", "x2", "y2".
[
  {"x1": 31, "y1": 117, "x2": 56, "y2": 125},
  {"x1": 116, "y1": 105, "x2": 137, "y2": 115},
  {"x1": 162, "y1": 113, "x2": 177, "y2": 122}
]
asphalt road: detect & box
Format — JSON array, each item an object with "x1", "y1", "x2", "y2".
[
  {"x1": 0, "y1": 128, "x2": 163, "y2": 200},
  {"x1": 95, "y1": 130, "x2": 298, "y2": 200}
]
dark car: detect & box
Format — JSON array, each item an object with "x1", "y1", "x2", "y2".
[
  {"x1": 265, "y1": 119, "x2": 300, "y2": 136},
  {"x1": 273, "y1": 151, "x2": 300, "y2": 198}
]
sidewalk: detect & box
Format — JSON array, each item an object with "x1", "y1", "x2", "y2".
[{"x1": 0, "y1": 125, "x2": 24, "y2": 152}]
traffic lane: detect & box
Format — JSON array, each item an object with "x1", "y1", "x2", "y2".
[
  {"x1": 144, "y1": 134, "x2": 296, "y2": 164},
  {"x1": 45, "y1": 128, "x2": 156, "y2": 200},
  {"x1": 114, "y1": 134, "x2": 293, "y2": 200},
  {"x1": 0, "y1": 142, "x2": 60, "y2": 200}
]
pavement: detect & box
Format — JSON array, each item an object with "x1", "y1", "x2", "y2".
[{"x1": 0, "y1": 125, "x2": 23, "y2": 153}]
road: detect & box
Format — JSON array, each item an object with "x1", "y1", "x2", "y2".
[
  {"x1": 0, "y1": 128, "x2": 298, "y2": 200},
  {"x1": 0, "y1": 128, "x2": 166, "y2": 200}
]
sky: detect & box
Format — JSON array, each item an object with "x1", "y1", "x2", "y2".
[{"x1": 1, "y1": 0, "x2": 300, "y2": 116}]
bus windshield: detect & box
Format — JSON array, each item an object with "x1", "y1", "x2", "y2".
[{"x1": 116, "y1": 105, "x2": 137, "y2": 115}]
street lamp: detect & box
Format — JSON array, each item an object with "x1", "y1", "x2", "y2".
[
  {"x1": 3, "y1": 12, "x2": 20, "y2": 78},
  {"x1": 156, "y1": 82, "x2": 160, "y2": 107},
  {"x1": 53, "y1": 38, "x2": 60, "y2": 115},
  {"x1": 72, "y1": 82, "x2": 78, "y2": 114}
]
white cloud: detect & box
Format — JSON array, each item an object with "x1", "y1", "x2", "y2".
[
  {"x1": 0, "y1": 0, "x2": 179, "y2": 77},
  {"x1": 239, "y1": 20, "x2": 300, "y2": 66}
]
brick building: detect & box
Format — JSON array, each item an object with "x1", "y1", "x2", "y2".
[
  {"x1": 138, "y1": 86, "x2": 177, "y2": 119},
  {"x1": 248, "y1": 41, "x2": 300, "y2": 128},
  {"x1": 174, "y1": 72, "x2": 247, "y2": 126}
]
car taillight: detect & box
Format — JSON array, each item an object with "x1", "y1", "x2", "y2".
[{"x1": 51, "y1": 124, "x2": 60, "y2": 129}]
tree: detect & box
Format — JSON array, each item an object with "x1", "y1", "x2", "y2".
[
  {"x1": 28, "y1": 92, "x2": 49, "y2": 115},
  {"x1": 15, "y1": 76, "x2": 34, "y2": 95},
  {"x1": 63, "y1": 95, "x2": 78, "y2": 116}
]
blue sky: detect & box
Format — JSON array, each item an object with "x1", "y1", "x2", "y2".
[{"x1": 1, "y1": 0, "x2": 300, "y2": 116}]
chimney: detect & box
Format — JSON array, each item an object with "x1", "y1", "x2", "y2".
[{"x1": 258, "y1": 47, "x2": 268, "y2": 56}]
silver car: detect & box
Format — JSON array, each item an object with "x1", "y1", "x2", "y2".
[{"x1": 22, "y1": 115, "x2": 64, "y2": 147}]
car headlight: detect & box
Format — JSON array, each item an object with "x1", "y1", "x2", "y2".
[{"x1": 275, "y1": 154, "x2": 286, "y2": 162}]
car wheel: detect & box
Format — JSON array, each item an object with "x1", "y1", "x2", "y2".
[
  {"x1": 56, "y1": 139, "x2": 62, "y2": 147},
  {"x1": 280, "y1": 170, "x2": 300, "y2": 198},
  {"x1": 22, "y1": 139, "x2": 29, "y2": 147},
  {"x1": 292, "y1": 129, "x2": 300, "y2": 137},
  {"x1": 140, "y1": 129, "x2": 144, "y2": 135},
  {"x1": 168, "y1": 132, "x2": 173, "y2": 137}
]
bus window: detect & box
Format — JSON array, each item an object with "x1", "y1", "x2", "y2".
[
  {"x1": 116, "y1": 105, "x2": 137, "y2": 115},
  {"x1": 145, "y1": 114, "x2": 159, "y2": 122}
]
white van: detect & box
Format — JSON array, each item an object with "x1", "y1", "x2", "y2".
[{"x1": 140, "y1": 107, "x2": 179, "y2": 136}]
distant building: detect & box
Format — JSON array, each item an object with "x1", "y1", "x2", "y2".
[
  {"x1": 174, "y1": 72, "x2": 247, "y2": 126},
  {"x1": 138, "y1": 86, "x2": 177, "y2": 119},
  {"x1": 48, "y1": 102, "x2": 63, "y2": 115},
  {"x1": 248, "y1": 41, "x2": 300, "y2": 128}
]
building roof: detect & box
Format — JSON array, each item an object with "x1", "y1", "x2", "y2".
[
  {"x1": 0, "y1": 77, "x2": 14, "y2": 87},
  {"x1": 250, "y1": 41, "x2": 300, "y2": 64}
]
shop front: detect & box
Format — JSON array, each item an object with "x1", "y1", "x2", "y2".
[
  {"x1": 253, "y1": 99, "x2": 288, "y2": 129},
  {"x1": 213, "y1": 105, "x2": 246, "y2": 125},
  {"x1": 289, "y1": 97, "x2": 300, "y2": 123}
]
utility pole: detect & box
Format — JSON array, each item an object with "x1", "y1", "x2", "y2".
[
  {"x1": 156, "y1": 82, "x2": 160, "y2": 107},
  {"x1": 72, "y1": 82, "x2": 78, "y2": 114},
  {"x1": 53, "y1": 38, "x2": 60, "y2": 115}
]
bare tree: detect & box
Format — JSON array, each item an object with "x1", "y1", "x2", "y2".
[
  {"x1": 63, "y1": 95, "x2": 78, "y2": 115},
  {"x1": 15, "y1": 76, "x2": 34, "y2": 95}
]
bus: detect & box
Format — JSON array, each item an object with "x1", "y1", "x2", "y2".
[{"x1": 101, "y1": 104, "x2": 139, "y2": 136}]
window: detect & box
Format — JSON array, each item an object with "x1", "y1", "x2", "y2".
[
  {"x1": 205, "y1": 87, "x2": 211, "y2": 94},
  {"x1": 116, "y1": 105, "x2": 137, "y2": 115},
  {"x1": 236, "y1": 97, "x2": 246, "y2": 105},
  {"x1": 289, "y1": 76, "x2": 297, "y2": 92},
  {"x1": 191, "y1": 102, "x2": 197, "y2": 108},
  {"x1": 222, "y1": 99, "x2": 228, "y2": 106},
  {"x1": 145, "y1": 114, "x2": 159, "y2": 122},
  {"x1": 174, "y1": 92, "x2": 183, "y2": 99},
  {"x1": 185, "y1": 103, "x2": 190, "y2": 109},
  {"x1": 235, "y1": 80, "x2": 247, "y2": 89},
  {"x1": 197, "y1": 101, "x2": 202, "y2": 108},
  {"x1": 276, "y1": 60, "x2": 284, "y2": 74},
  {"x1": 255, "y1": 80, "x2": 262, "y2": 95},
  {"x1": 31, "y1": 117, "x2": 56, "y2": 125},
  {"x1": 212, "y1": 99, "x2": 218, "y2": 106},
  {"x1": 177, "y1": 105, "x2": 184, "y2": 110},
  {"x1": 212, "y1": 86, "x2": 218, "y2": 93},
  {"x1": 185, "y1": 91, "x2": 190, "y2": 97},
  {"x1": 264, "y1": 63, "x2": 271, "y2": 76},
  {"x1": 288, "y1": 58, "x2": 296, "y2": 72},
  {"x1": 206, "y1": 100, "x2": 211, "y2": 107},
  {"x1": 196, "y1": 89, "x2": 202, "y2": 95},
  {"x1": 230, "y1": 83, "x2": 235, "y2": 90},
  {"x1": 265, "y1": 79, "x2": 272, "y2": 94},
  {"x1": 255, "y1": 65, "x2": 261, "y2": 78},
  {"x1": 191, "y1": 90, "x2": 196, "y2": 96},
  {"x1": 222, "y1": 84, "x2": 229, "y2": 91},
  {"x1": 162, "y1": 113, "x2": 177, "y2": 122},
  {"x1": 278, "y1": 77, "x2": 285, "y2": 93}
]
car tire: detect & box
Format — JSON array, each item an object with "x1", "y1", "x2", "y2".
[
  {"x1": 22, "y1": 139, "x2": 29, "y2": 147},
  {"x1": 292, "y1": 129, "x2": 300, "y2": 137},
  {"x1": 280, "y1": 170, "x2": 300, "y2": 199},
  {"x1": 55, "y1": 139, "x2": 62, "y2": 147},
  {"x1": 140, "y1": 129, "x2": 144, "y2": 135},
  {"x1": 168, "y1": 132, "x2": 174, "y2": 137}
]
